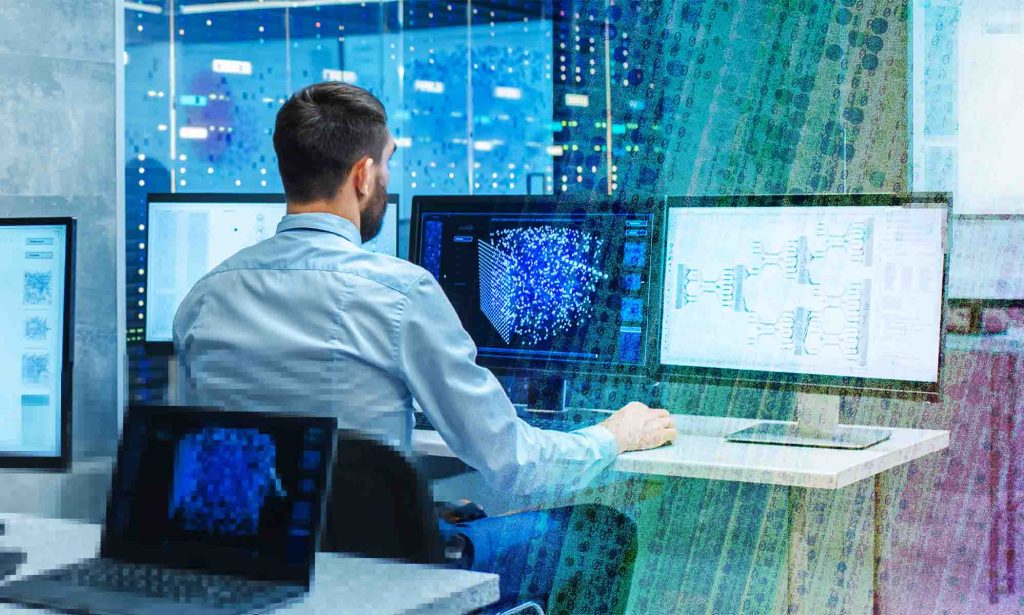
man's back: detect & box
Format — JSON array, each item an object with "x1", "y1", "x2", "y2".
[
  {"x1": 174, "y1": 213, "x2": 424, "y2": 445},
  {"x1": 172, "y1": 81, "x2": 674, "y2": 495}
]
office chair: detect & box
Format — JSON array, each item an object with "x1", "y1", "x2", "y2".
[
  {"x1": 319, "y1": 430, "x2": 545, "y2": 614},
  {"x1": 320, "y1": 431, "x2": 636, "y2": 615},
  {"x1": 320, "y1": 429, "x2": 444, "y2": 564}
]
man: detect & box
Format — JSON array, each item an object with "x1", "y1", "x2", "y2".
[
  {"x1": 173, "y1": 82, "x2": 676, "y2": 607},
  {"x1": 174, "y1": 81, "x2": 677, "y2": 493}
]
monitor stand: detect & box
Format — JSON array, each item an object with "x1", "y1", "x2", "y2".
[
  {"x1": 966, "y1": 304, "x2": 985, "y2": 335},
  {"x1": 506, "y1": 375, "x2": 568, "y2": 414},
  {"x1": 725, "y1": 393, "x2": 892, "y2": 450},
  {"x1": 962, "y1": 304, "x2": 1011, "y2": 335}
]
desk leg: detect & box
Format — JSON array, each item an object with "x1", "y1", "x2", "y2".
[
  {"x1": 873, "y1": 473, "x2": 886, "y2": 615},
  {"x1": 1008, "y1": 355, "x2": 1018, "y2": 595},
  {"x1": 989, "y1": 356, "x2": 1001, "y2": 604},
  {"x1": 787, "y1": 486, "x2": 807, "y2": 614},
  {"x1": 785, "y1": 484, "x2": 872, "y2": 614}
]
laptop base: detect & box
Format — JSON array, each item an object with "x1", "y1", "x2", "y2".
[{"x1": 0, "y1": 558, "x2": 304, "y2": 615}]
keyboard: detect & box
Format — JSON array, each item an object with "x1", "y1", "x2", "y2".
[
  {"x1": 38, "y1": 559, "x2": 300, "y2": 608},
  {"x1": 414, "y1": 409, "x2": 609, "y2": 433}
]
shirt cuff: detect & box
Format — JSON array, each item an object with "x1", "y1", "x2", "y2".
[{"x1": 575, "y1": 423, "x2": 619, "y2": 461}]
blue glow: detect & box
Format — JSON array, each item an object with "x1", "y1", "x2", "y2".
[
  {"x1": 179, "y1": 95, "x2": 208, "y2": 107},
  {"x1": 478, "y1": 226, "x2": 608, "y2": 347},
  {"x1": 622, "y1": 243, "x2": 647, "y2": 267},
  {"x1": 169, "y1": 427, "x2": 286, "y2": 536}
]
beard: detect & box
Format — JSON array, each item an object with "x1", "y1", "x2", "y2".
[{"x1": 359, "y1": 175, "x2": 388, "y2": 243}]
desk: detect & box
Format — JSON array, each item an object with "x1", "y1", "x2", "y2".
[
  {"x1": 0, "y1": 514, "x2": 499, "y2": 615},
  {"x1": 415, "y1": 414, "x2": 949, "y2": 614}
]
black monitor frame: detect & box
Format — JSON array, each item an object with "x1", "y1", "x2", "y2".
[
  {"x1": 0, "y1": 217, "x2": 75, "y2": 470},
  {"x1": 410, "y1": 194, "x2": 664, "y2": 380},
  {"x1": 143, "y1": 192, "x2": 400, "y2": 354},
  {"x1": 102, "y1": 405, "x2": 336, "y2": 587},
  {"x1": 654, "y1": 192, "x2": 951, "y2": 401}
]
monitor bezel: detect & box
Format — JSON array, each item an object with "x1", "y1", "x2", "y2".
[
  {"x1": 143, "y1": 193, "x2": 400, "y2": 354},
  {"x1": 410, "y1": 194, "x2": 664, "y2": 378},
  {"x1": 945, "y1": 213, "x2": 1024, "y2": 306},
  {"x1": 0, "y1": 217, "x2": 75, "y2": 470},
  {"x1": 653, "y1": 192, "x2": 951, "y2": 400},
  {"x1": 101, "y1": 405, "x2": 337, "y2": 587}
]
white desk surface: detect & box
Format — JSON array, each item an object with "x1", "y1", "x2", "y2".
[
  {"x1": 414, "y1": 414, "x2": 950, "y2": 490},
  {"x1": 0, "y1": 515, "x2": 498, "y2": 615}
]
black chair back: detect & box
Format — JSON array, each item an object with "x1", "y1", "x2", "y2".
[{"x1": 319, "y1": 430, "x2": 444, "y2": 565}]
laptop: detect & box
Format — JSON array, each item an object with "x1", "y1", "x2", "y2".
[{"x1": 0, "y1": 406, "x2": 336, "y2": 615}]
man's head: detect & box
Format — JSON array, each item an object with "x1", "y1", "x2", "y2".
[{"x1": 273, "y1": 82, "x2": 396, "y2": 242}]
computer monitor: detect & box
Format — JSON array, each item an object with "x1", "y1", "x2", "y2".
[
  {"x1": 946, "y1": 214, "x2": 1024, "y2": 332},
  {"x1": 0, "y1": 218, "x2": 75, "y2": 469},
  {"x1": 144, "y1": 193, "x2": 399, "y2": 348},
  {"x1": 410, "y1": 195, "x2": 661, "y2": 408},
  {"x1": 363, "y1": 193, "x2": 400, "y2": 256},
  {"x1": 658, "y1": 193, "x2": 949, "y2": 448}
]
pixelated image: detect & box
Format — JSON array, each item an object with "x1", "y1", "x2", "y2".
[
  {"x1": 478, "y1": 226, "x2": 608, "y2": 346},
  {"x1": 23, "y1": 271, "x2": 53, "y2": 306},
  {"x1": 169, "y1": 427, "x2": 286, "y2": 536},
  {"x1": 21, "y1": 353, "x2": 50, "y2": 386},
  {"x1": 24, "y1": 317, "x2": 50, "y2": 342}
]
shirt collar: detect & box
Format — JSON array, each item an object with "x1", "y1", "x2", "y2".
[{"x1": 276, "y1": 213, "x2": 362, "y2": 247}]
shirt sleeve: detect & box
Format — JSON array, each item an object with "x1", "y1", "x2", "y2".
[
  {"x1": 171, "y1": 283, "x2": 200, "y2": 406},
  {"x1": 395, "y1": 272, "x2": 619, "y2": 495}
]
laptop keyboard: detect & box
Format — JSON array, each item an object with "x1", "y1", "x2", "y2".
[
  {"x1": 414, "y1": 409, "x2": 608, "y2": 433},
  {"x1": 42, "y1": 559, "x2": 299, "y2": 608}
]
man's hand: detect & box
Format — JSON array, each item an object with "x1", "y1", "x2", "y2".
[{"x1": 599, "y1": 402, "x2": 678, "y2": 454}]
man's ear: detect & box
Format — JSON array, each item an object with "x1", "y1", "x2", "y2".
[{"x1": 351, "y1": 156, "x2": 374, "y2": 196}]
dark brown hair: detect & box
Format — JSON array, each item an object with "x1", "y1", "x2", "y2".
[{"x1": 273, "y1": 82, "x2": 389, "y2": 203}]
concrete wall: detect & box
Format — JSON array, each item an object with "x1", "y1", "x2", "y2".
[{"x1": 0, "y1": 0, "x2": 122, "y2": 518}]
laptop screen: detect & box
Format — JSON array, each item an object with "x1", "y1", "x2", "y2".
[{"x1": 101, "y1": 407, "x2": 336, "y2": 586}]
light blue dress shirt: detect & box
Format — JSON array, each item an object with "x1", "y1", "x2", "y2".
[{"x1": 173, "y1": 213, "x2": 618, "y2": 494}]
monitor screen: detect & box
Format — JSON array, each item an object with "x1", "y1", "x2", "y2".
[
  {"x1": 145, "y1": 194, "x2": 399, "y2": 344},
  {"x1": 659, "y1": 199, "x2": 947, "y2": 391},
  {"x1": 946, "y1": 216, "x2": 1024, "y2": 301},
  {"x1": 0, "y1": 219, "x2": 73, "y2": 467},
  {"x1": 411, "y1": 197, "x2": 659, "y2": 372}
]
